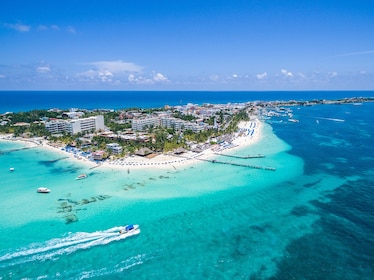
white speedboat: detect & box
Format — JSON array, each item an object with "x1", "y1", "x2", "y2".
[
  {"x1": 75, "y1": 173, "x2": 88, "y2": 180},
  {"x1": 9, "y1": 167, "x2": 14, "y2": 172},
  {"x1": 37, "y1": 187, "x2": 50, "y2": 193},
  {"x1": 118, "y1": 224, "x2": 140, "y2": 236}
]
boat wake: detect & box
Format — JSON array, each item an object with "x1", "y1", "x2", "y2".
[
  {"x1": 314, "y1": 117, "x2": 345, "y2": 122},
  {"x1": 0, "y1": 226, "x2": 140, "y2": 267}
]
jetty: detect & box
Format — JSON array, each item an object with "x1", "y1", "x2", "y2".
[
  {"x1": 199, "y1": 158, "x2": 276, "y2": 171},
  {"x1": 174, "y1": 154, "x2": 276, "y2": 171},
  {"x1": 214, "y1": 153, "x2": 265, "y2": 159}
]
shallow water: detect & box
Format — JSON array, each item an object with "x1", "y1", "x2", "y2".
[{"x1": 0, "y1": 102, "x2": 373, "y2": 279}]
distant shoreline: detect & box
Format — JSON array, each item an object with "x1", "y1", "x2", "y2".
[{"x1": 0, "y1": 91, "x2": 372, "y2": 114}]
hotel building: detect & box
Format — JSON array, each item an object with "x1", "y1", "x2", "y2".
[
  {"x1": 45, "y1": 115, "x2": 105, "y2": 135},
  {"x1": 106, "y1": 143, "x2": 123, "y2": 154},
  {"x1": 131, "y1": 117, "x2": 160, "y2": 131}
]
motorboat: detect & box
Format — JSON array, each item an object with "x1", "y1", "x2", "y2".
[
  {"x1": 118, "y1": 224, "x2": 140, "y2": 235},
  {"x1": 37, "y1": 187, "x2": 50, "y2": 193},
  {"x1": 288, "y1": 118, "x2": 299, "y2": 123},
  {"x1": 75, "y1": 173, "x2": 88, "y2": 180},
  {"x1": 9, "y1": 167, "x2": 14, "y2": 172}
]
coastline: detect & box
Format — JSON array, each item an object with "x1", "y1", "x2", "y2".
[{"x1": 0, "y1": 120, "x2": 263, "y2": 172}]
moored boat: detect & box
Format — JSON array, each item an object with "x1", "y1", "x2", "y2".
[
  {"x1": 37, "y1": 187, "x2": 50, "y2": 193},
  {"x1": 288, "y1": 118, "x2": 299, "y2": 123}
]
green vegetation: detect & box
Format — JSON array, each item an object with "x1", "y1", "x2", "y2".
[
  {"x1": 173, "y1": 111, "x2": 197, "y2": 121},
  {"x1": 1, "y1": 106, "x2": 252, "y2": 156}
]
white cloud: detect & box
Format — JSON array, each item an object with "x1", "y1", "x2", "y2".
[
  {"x1": 153, "y1": 72, "x2": 169, "y2": 82},
  {"x1": 78, "y1": 69, "x2": 114, "y2": 83},
  {"x1": 89, "y1": 60, "x2": 143, "y2": 74},
  {"x1": 128, "y1": 74, "x2": 152, "y2": 84},
  {"x1": 255, "y1": 72, "x2": 268, "y2": 79},
  {"x1": 78, "y1": 60, "x2": 144, "y2": 83},
  {"x1": 232, "y1": 74, "x2": 238, "y2": 78},
  {"x1": 281, "y1": 69, "x2": 293, "y2": 77},
  {"x1": 98, "y1": 70, "x2": 113, "y2": 82},
  {"x1": 78, "y1": 69, "x2": 98, "y2": 80},
  {"x1": 36, "y1": 66, "x2": 51, "y2": 73},
  {"x1": 329, "y1": 71, "x2": 338, "y2": 78},
  {"x1": 5, "y1": 23, "x2": 30, "y2": 32},
  {"x1": 127, "y1": 72, "x2": 170, "y2": 85}
]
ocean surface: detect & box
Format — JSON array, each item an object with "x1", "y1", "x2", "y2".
[
  {"x1": 0, "y1": 90, "x2": 373, "y2": 113},
  {"x1": 0, "y1": 91, "x2": 373, "y2": 279}
]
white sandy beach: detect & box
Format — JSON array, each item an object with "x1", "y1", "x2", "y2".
[
  {"x1": 1, "y1": 120, "x2": 263, "y2": 172},
  {"x1": 101, "y1": 119, "x2": 263, "y2": 171}
]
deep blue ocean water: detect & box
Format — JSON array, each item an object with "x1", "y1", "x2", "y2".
[
  {"x1": 269, "y1": 102, "x2": 374, "y2": 279},
  {"x1": 0, "y1": 90, "x2": 373, "y2": 113},
  {"x1": 0, "y1": 91, "x2": 373, "y2": 279}
]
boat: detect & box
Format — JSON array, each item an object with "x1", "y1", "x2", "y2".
[
  {"x1": 9, "y1": 167, "x2": 14, "y2": 172},
  {"x1": 75, "y1": 173, "x2": 88, "y2": 180},
  {"x1": 118, "y1": 224, "x2": 140, "y2": 235},
  {"x1": 288, "y1": 118, "x2": 299, "y2": 123},
  {"x1": 37, "y1": 187, "x2": 50, "y2": 193}
]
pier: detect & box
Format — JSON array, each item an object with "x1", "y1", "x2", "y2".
[
  {"x1": 214, "y1": 153, "x2": 265, "y2": 159},
  {"x1": 174, "y1": 154, "x2": 276, "y2": 171},
  {"x1": 199, "y1": 158, "x2": 276, "y2": 171}
]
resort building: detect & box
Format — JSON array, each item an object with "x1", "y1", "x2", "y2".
[
  {"x1": 161, "y1": 117, "x2": 207, "y2": 132},
  {"x1": 106, "y1": 143, "x2": 123, "y2": 154},
  {"x1": 45, "y1": 115, "x2": 105, "y2": 135},
  {"x1": 91, "y1": 150, "x2": 105, "y2": 161},
  {"x1": 131, "y1": 115, "x2": 208, "y2": 133},
  {"x1": 131, "y1": 117, "x2": 160, "y2": 131},
  {"x1": 66, "y1": 115, "x2": 105, "y2": 134},
  {"x1": 45, "y1": 119, "x2": 67, "y2": 134}
]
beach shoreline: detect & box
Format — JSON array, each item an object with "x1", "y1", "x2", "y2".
[{"x1": 0, "y1": 120, "x2": 263, "y2": 172}]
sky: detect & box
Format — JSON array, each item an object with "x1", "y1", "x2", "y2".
[{"x1": 1, "y1": 0, "x2": 374, "y2": 90}]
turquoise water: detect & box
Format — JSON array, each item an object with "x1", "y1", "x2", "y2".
[{"x1": 1, "y1": 102, "x2": 374, "y2": 279}]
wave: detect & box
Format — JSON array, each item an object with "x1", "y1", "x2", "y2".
[{"x1": 0, "y1": 226, "x2": 140, "y2": 267}]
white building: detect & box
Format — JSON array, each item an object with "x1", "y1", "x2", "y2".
[
  {"x1": 106, "y1": 143, "x2": 123, "y2": 154},
  {"x1": 66, "y1": 115, "x2": 105, "y2": 134},
  {"x1": 132, "y1": 117, "x2": 160, "y2": 131},
  {"x1": 161, "y1": 117, "x2": 206, "y2": 132},
  {"x1": 45, "y1": 119, "x2": 67, "y2": 134},
  {"x1": 45, "y1": 115, "x2": 105, "y2": 135}
]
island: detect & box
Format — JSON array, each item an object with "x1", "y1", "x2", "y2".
[{"x1": 0, "y1": 96, "x2": 372, "y2": 170}]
